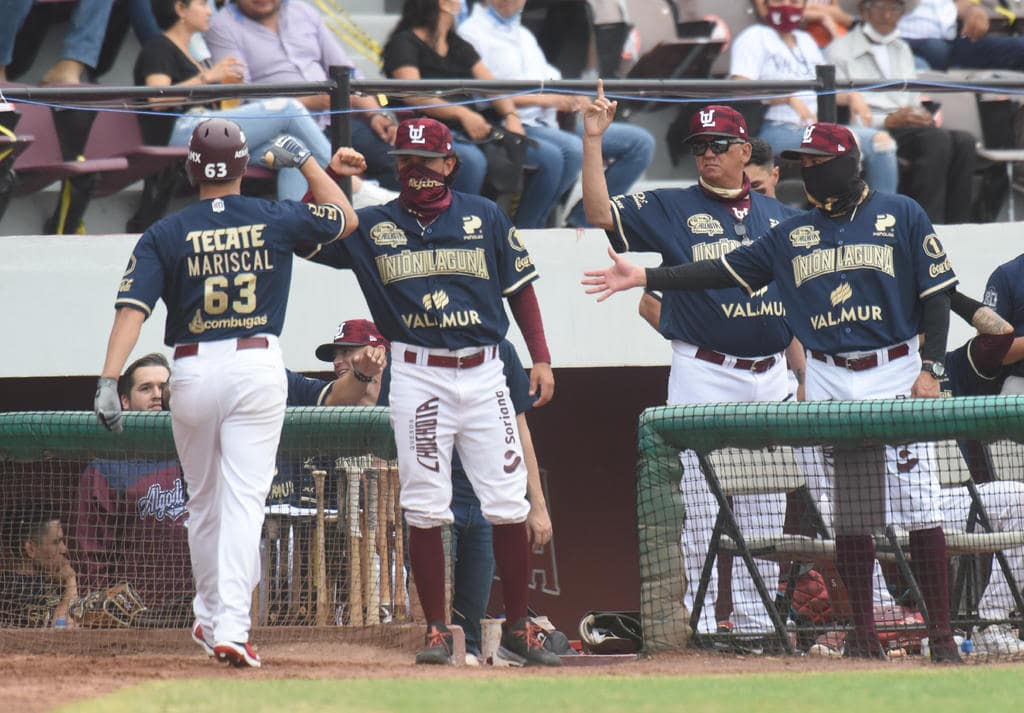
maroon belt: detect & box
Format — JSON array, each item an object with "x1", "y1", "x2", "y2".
[
  {"x1": 695, "y1": 347, "x2": 777, "y2": 374},
  {"x1": 811, "y1": 343, "x2": 911, "y2": 371},
  {"x1": 174, "y1": 336, "x2": 269, "y2": 359},
  {"x1": 404, "y1": 349, "x2": 488, "y2": 369}
]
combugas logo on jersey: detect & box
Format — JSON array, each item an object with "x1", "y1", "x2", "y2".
[
  {"x1": 188, "y1": 309, "x2": 268, "y2": 334},
  {"x1": 686, "y1": 213, "x2": 724, "y2": 237}
]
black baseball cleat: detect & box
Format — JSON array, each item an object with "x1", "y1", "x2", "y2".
[
  {"x1": 497, "y1": 617, "x2": 563, "y2": 666},
  {"x1": 415, "y1": 622, "x2": 454, "y2": 665}
]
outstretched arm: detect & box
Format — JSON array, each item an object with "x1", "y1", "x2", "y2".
[
  {"x1": 580, "y1": 80, "x2": 616, "y2": 230},
  {"x1": 582, "y1": 247, "x2": 737, "y2": 301}
]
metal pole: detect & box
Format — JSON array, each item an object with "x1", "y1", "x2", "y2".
[
  {"x1": 816, "y1": 65, "x2": 837, "y2": 124},
  {"x1": 329, "y1": 65, "x2": 353, "y2": 199}
]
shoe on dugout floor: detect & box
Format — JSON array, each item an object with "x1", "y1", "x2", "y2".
[
  {"x1": 497, "y1": 617, "x2": 563, "y2": 666},
  {"x1": 971, "y1": 625, "x2": 1024, "y2": 659},
  {"x1": 842, "y1": 633, "x2": 889, "y2": 660},
  {"x1": 192, "y1": 621, "x2": 214, "y2": 657},
  {"x1": 415, "y1": 622, "x2": 454, "y2": 665},
  {"x1": 213, "y1": 640, "x2": 262, "y2": 668}
]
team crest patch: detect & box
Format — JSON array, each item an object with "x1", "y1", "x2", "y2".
[
  {"x1": 212, "y1": 198, "x2": 225, "y2": 213},
  {"x1": 789, "y1": 225, "x2": 821, "y2": 248},
  {"x1": 874, "y1": 213, "x2": 895, "y2": 237},
  {"x1": 769, "y1": 218, "x2": 780, "y2": 228},
  {"x1": 370, "y1": 221, "x2": 407, "y2": 248},
  {"x1": 984, "y1": 287, "x2": 998, "y2": 309},
  {"x1": 508, "y1": 227, "x2": 527, "y2": 252},
  {"x1": 462, "y1": 215, "x2": 483, "y2": 239},
  {"x1": 687, "y1": 213, "x2": 724, "y2": 236},
  {"x1": 922, "y1": 233, "x2": 946, "y2": 259}
]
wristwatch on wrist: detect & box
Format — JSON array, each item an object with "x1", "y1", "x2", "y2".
[{"x1": 921, "y1": 360, "x2": 946, "y2": 380}]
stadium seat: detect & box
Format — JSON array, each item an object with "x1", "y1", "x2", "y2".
[{"x1": 82, "y1": 109, "x2": 188, "y2": 198}]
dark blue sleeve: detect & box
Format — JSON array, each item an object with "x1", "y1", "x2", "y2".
[
  {"x1": 375, "y1": 359, "x2": 392, "y2": 407},
  {"x1": 305, "y1": 231, "x2": 355, "y2": 268},
  {"x1": 984, "y1": 265, "x2": 1012, "y2": 319},
  {"x1": 606, "y1": 190, "x2": 679, "y2": 254},
  {"x1": 115, "y1": 230, "x2": 165, "y2": 317},
  {"x1": 496, "y1": 210, "x2": 540, "y2": 297},
  {"x1": 498, "y1": 340, "x2": 532, "y2": 414},
  {"x1": 719, "y1": 227, "x2": 779, "y2": 295},
  {"x1": 275, "y1": 200, "x2": 347, "y2": 257},
  {"x1": 285, "y1": 368, "x2": 334, "y2": 406}
]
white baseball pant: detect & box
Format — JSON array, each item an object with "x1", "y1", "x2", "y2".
[
  {"x1": 668, "y1": 340, "x2": 788, "y2": 634},
  {"x1": 389, "y1": 343, "x2": 529, "y2": 529},
  {"x1": 169, "y1": 335, "x2": 286, "y2": 644}
]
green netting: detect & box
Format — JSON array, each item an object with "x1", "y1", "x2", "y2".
[
  {"x1": 637, "y1": 397, "x2": 1024, "y2": 655},
  {"x1": 0, "y1": 408, "x2": 419, "y2": 654},
  {"x1": 0, "y1": 407, "x2": 397, "y2": 461}
]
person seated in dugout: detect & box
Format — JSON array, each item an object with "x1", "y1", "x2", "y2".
[{"x1": 0, "y1": 513, "x2": 79, "y2": 628}]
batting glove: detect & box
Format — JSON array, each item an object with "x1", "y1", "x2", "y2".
[
  {"x1": 94, "y1": 377, "x2": 123, "y2": 433},
  {"x1": 267, "y1": 135, "x2": 312, "y2": 169}
]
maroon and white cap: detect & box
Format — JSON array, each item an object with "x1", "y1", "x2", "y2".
[
  {"x1": 781, "y1": 122, "x2": 860, "y2": 159},
  {"x1": 315, "y1": 319, "x2": 390, "y2": 362},
  {"x1": 684, "y1": 105, "x2": 748, "y2": 143},
  {"x1": 388, "y1": 118, "x2": 455, "y2": 158}
]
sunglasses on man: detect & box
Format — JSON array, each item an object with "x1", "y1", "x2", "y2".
[{"x1": 689, "y1": 138, "x2": 746, "y2": 156}]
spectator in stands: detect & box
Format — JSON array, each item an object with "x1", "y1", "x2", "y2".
[
  {"x1": 134, "y1": 0, "x2": 342, "y2": 202},
  {"x1": 0, "y1": 0, "x2": 113, "y2": 84},
  {"x1": 74, "y1": 353, "x2": 193, "y2": 626},
  {"x1": 382, "y1": 0, "x2": 565, "y2": 228},
  {"x1": 799, "y1": 0, "x2": 854, "y2": 47},
  {"x1": 745, "y1": 137, "x2": 782, "y2": 198},
  {"x1": 0, "y1": 513, "x2": 78, "y2": 628},
  {"x1": 457, "y1": 0, "x2": 655, "y2": 228},
  {"x1": 205, "y1": 0, "x2": 400, "y2": 193},
  {"x1": 898, "y1": 0, "x2": 1024, "y2": 71},
  {"x1": 826, "y1": 0, "x2": 976, "y2": 224},
  {"x1": 731, "y1": 0, "x2": 900, "y2": 195}
]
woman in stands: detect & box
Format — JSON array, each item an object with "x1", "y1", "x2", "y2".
[
  {"x1": 134, "y1": 0, "x2": 332, "y2": 201},
  {"x1": 383, "y1": 0, "x2": 562, "y2": 228},
  {"x1": 732, "y1": 0, "x2": 898, "y2": 194}
]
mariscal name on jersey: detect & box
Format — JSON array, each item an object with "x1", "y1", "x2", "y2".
[{"x1": 184, "y1": 224, "x2": 275, "y2": 277}]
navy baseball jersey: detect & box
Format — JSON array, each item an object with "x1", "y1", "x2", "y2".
[
  {"x1": 983, "y1": 254, "x2": 1024, "y2": 377},
  {"x1": 117, "y1": 196, "x2": 345, "y2": 346},
  {"x1": 721, "y1": 192, "x2": 958, "y2": 353},
  {"x1": 310, "y1": 192, "x2": 538, "y2": 348},
  {"x1": 941, "y1": 339, "x2": 1004, "y2": 398},
  {"x1": 607, "y1": 187, "x2": 794, "y2": 357},
  {"x1": 285, "y1": 368, "x2": 333, "y2": 406}
]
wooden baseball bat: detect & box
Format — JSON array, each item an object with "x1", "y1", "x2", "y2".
[
  {"x1": 312, "y1": 469, "x2": 329, "y2": 627},
  {"x1": 377, "y1": 468, "x2": 391, "y2": 620},
  {"x1": 347, "y1": 464, "x2": 364, "y2": 626},
  {"x1": 364, "y1": 469, "x2": 380, "y2": 625},
  {"x1": 391, "y1": 467, "x2": 406, "y2": 622}
]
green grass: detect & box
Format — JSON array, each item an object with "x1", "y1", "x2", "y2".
[{"x1": 56, "y1": 668, "x2": 1024, "y2": 713}]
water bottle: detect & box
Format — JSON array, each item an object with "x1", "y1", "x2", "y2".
[{"x1": 54, "y1": 616, "x2": 68, "y2": 630}]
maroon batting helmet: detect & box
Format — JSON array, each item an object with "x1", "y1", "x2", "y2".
[{"x1": 186, "y1": 118, "x2": 249, "y2": 186}]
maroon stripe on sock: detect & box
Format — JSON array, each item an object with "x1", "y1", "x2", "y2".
[
  {"x1": 492, "y1": 523, "x2": 530, "y2": 622},
  {"x1": 408, "y1": 526, "x2": 447, "y2": 624}
]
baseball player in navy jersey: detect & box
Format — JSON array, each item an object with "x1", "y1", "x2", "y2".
[
  {"x1": 93, "y1": 118, "x2": 362, "y2": 668},
  {"x1": 983, "y1": 253, "x2": 1024, "y2": 394},
  {"x1": 582, "y1": 86, "x2": 805, "y2": 641},
  {"x1": 309, "y1": 117, "x2": 559, "y2": 666},
  {"x1": 585, "y1": 122, "x2": 962, "y2": 663}
]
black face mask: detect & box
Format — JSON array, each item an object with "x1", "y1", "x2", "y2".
[{"x1": 800, "y1": 154, "x2": 865, "y2": 215}]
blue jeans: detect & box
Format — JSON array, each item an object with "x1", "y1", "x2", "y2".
[
  {"x1": 907, "y1": 35, "x2": 1024, "y2": 72},
  {"x1": 451, "y1": 475, "x2": 494, "y2": 656},
  {"x1": 758, "y1": 120, "x2": 898, "y2": 194},
  {"x1": 451, "y1": 135, "x2": 487, "y2": 195},
  {"x1": 350, "y1": 119, "x2": 399, "y2": 191},
  {"x1": 169, "y1": 99, "x2": 332, "y2": 201},
  {"x1": 0, "y1": 0, "x2": 113, "y2": 68},
  {"x1": 125, "y1": 0, "x2": 161, "y2": 45}
]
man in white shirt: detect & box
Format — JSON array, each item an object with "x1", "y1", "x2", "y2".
[
  {"x1": 828, "y1": 0, "x2": 975, "y2": 223},
  {"x1": 458, "y1": 0, "x2": 655, "y2": 227},
  {"x1": 898, "y1": 0, "x2": 1024, "y2": 70}
]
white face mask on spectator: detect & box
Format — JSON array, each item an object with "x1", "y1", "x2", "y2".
[{"x1": 863, "y1": 22, "x2": 900, "y2": 45}]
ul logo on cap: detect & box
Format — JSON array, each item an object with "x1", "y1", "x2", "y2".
[
  {"x1": 802, "y1": 124, "x2": 816, "y2": 143},
  {"x1": 699, "y1": 109, "x2": 716, "y2": 127},
  {"x1": 409, "y1": 125, "x2": 426, "y2": 144}
]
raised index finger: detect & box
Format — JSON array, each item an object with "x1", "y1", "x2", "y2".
[{"x1": 596, "y1": 78, "x2": 604, "y2": 102}]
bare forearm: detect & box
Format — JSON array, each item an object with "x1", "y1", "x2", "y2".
[
  {"x1": 101, "y1": 307, "x2": 146, "y2": 379},
  {"x1": 582, "y1": 135, "x2": 613, "y2": 229}
]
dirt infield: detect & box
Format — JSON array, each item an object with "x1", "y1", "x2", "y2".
[{"x1": 0, "y1": 632, "x2": 915, "y2": 713}]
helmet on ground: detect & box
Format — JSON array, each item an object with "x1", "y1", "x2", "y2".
[{"x1": 186, "y1": 118, "x2": 249, "y2": 186}]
